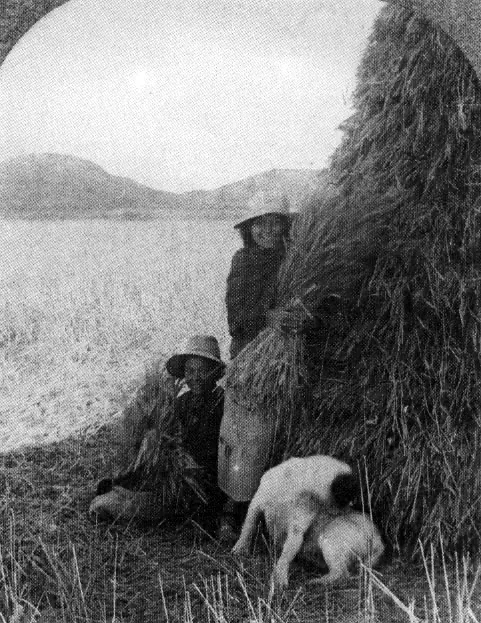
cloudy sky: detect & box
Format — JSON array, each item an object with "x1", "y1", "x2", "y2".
[{"x1": 0, "y1": 0, "x2": 382, "y2": 191}]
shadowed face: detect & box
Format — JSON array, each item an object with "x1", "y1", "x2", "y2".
[
  {"x1": 250, "y1": 214, "x2": 286, "y2": 249},
  {"x1": 184, "y1": 356, "x2": 218, "y2": 395}
]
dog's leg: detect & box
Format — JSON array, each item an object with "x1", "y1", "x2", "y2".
[
  {"x1": 315, "y1": 550, "x2": 350, "y2": 584},
  {"x1": 232, "y1": 493, "x2": 263, "y2": 555},
  {"x1": 315, "y1": 527, "x2": 353, "y2": 584},
  {"x1": 369, "y1": 531, "x2": 385, "y2": 568},
  {"x1": 272, "y1": 504, "x2": 317, "y2": 590}
]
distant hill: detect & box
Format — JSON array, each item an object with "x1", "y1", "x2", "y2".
[
  {"x1": 0, "y1": 154, "x2": 180, "y2": 219},
  {"x1": 0, "y1": 153, "x2": 330, "y2": 219},
  {"x1": 183, "y1": 168, "x2": 330, "y2": 215}
]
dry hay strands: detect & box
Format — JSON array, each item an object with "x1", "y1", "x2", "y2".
[
  {"x1": 117, "y1": 365, "x2": 208, "y2": 509},
  {"x1": 278, "y1": 194, "x2": 396, "y2": 313},
  {"x1": 118, "y1": 362, "x2": 181, "y2": 468},
  {"x1": 330, "y1": 5, "x2": 481, "y2": 215},
  {"x1": 296, "y1": 307, "x2": 481, "y2": 556},
  {"x1": 290, "y1": 4, "x2": 481, "y2": 557},
  {"x1": 355, "y1": 409, "x2": 481, "y2": 558},
  {"x1": 227, "y1": 323, "x2": 307, "y2": 402},
  {"x1": 137, "y1": 428, "x2": 209, "y2": 510}
]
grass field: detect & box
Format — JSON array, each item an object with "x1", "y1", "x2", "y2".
[
  {"x1": 0, "y1": 219, "x2": 480, "y2": 622},
  {"x1": 0, "y1": 219, "x2": 236, "y2": 451}
]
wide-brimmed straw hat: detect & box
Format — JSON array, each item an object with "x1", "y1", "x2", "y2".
[
  {"x1": 165, "y1": 335, "x2": 226, "y2": 379},
  {"x1": 234, "y1": 190, "x2": 291, "y2": 229}
]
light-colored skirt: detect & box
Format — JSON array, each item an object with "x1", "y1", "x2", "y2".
[{"x1": 217, "y1": 389, "x2": 276, "y2": 502}]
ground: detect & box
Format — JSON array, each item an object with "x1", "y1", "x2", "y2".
[{"x1": 1, "y1": 424, "x2": 480, "y2": 623}]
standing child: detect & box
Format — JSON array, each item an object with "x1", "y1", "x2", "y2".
[
  {"x1": 90, "y1": 335, "x2": 227, "y2": 532},
  {"x1": 226, "y1": 190, "x2": 291, "y2": 358},
  {"x1": 218, "y1": 191, "x2": 292, "y2": 542}
]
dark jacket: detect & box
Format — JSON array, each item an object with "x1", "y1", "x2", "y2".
[
  {"x1": 226, "y1": 246, "x2": 285, "y2": 358},
  {"x1": 174, "y1": 385, "x2": 224, "y2": 478}
]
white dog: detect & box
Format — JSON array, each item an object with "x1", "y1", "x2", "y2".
[
  {"x1": 232, "y1": 455, "x2": 384, "y2": 589},
  {"x1": 300, "y1": 508, "x2": 385, "y2": 584}
]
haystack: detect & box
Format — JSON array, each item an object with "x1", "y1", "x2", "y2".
[
  {"x1": 234, "y1": 3, "x2": 481, "y2": 556},
  {"x1": 315, "y1": 4, "x2": 481, "y2": 555}
]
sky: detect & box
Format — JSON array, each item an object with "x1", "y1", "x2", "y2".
[{"x1": 0, "y1": 0, "x2": 382, "y2": 192}]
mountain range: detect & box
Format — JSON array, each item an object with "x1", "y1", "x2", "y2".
[{"x1": 0, "y1": 153, "x2": 330, "y2": 219}]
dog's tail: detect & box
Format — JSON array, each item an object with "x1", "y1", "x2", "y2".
[{"x1": 331, "y1": 473, "x2": 360, "y2": 508}]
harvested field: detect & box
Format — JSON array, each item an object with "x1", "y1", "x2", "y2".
[{"x1": 1, "y1": 426, "x2": 480, "y2": 622}]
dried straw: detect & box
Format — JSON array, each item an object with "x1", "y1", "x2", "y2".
[
  {"x1": 294, "y1": 5, "x2": 481, "y2": 556},
  {"x1": 118, "y1": 364, "x2": 208, "y2": 510}
]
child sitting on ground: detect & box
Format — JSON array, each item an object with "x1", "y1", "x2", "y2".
[{"x1": 90, "y1": 335, "x2": 226, "y2": 533}]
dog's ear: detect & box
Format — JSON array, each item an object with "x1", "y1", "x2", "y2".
[{"x1": 331, "y1": 473, "x2": 360, "y2": 508}]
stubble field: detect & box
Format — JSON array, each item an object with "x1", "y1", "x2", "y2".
[{"x1": 0, "y1": 218, "x2": 479, "y2": 622}]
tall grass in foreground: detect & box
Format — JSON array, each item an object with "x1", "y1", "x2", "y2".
[
  {"x1": 0, "y1": 219, "x2": 236, "y2": 451},
  {"x1": 0, "y1": 509, "x2": 479, "y2": 623},
  {"x1": 370, "y1": 547, "x2": 481, "y2": 623}
]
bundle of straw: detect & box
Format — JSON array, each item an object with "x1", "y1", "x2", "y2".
[
  {"x1": 118, "y1": 359, "x2": 172, "y2": 466},
  {"x1": 118, "y1": 364, "x2": 207, "y2": 511}
]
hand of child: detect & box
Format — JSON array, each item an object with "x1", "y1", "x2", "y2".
[{"x1": 266, "y1": 307, "x2": 308, "y2": 335}]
